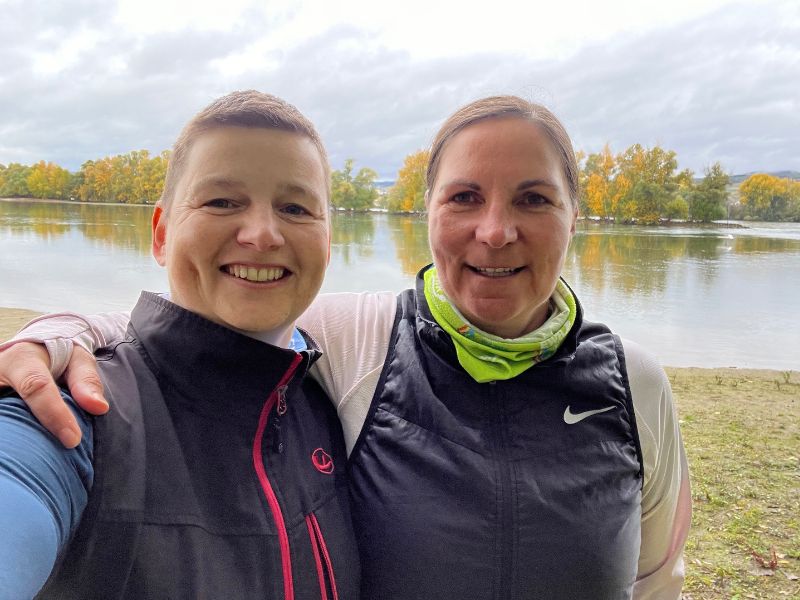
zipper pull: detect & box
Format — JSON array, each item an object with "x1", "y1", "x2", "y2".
[{"x1": 277, "y1": 385, "x2": 288, "y2": 416}]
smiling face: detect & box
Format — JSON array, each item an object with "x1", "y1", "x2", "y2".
[
  {"x1": 152, "y1": 126, "x2": 330, "y2": 341},
  {"x1": 426, "y1": 117, "x2": 578, "y2": 339}
]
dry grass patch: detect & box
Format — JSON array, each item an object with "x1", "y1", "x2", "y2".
[{"x1": 669, "y1": 367, "x2": 800, "y2": 600}]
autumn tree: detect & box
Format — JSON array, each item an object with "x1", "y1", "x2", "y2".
[
  {"x1": 26, "y1": 161, "x2": 73, "y2": 199},
  {"x1": 76, "y1": 151, "x2": 167, "y2": 203},
  {"x1": 331, "y1": 158, "x2": 379, "y2": 210},
  {"x1": 387, "y1": 150, "x2": 429, "y2": 213},
  {"x1": 614, "y1": 144, "x2": 681, "y2": 223},
  {"x1": 580, "y1": 144, "x2": 629, "y2": 219},
  {"x1": 739, "y1": 173, "x2": 800, "y2": 221}
]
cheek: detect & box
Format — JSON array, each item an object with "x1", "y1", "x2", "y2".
[{"x1": 428, "y1": 215, "x2": 462, "y2": 254}]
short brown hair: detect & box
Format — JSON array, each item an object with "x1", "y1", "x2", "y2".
[
  {"x1": 160, "y1": 90, "x2": 329, "y2": 208},
  {"x1": 426, "y1": 96, "x2": 579, "y2": 209}
]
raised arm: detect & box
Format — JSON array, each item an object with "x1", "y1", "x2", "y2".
[{"x1": 0, "y1": 312, "x2": 130, "y2": 447}]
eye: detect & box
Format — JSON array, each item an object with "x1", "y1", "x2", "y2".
[
  {"x1": 280, "y1": 203, "x2": 312, "y2": 217},
  {"x1": 451, "y1": 191, "x2": 479, "y2": 204},
  {"x1": 204, "y1": 198, "x2": 235, "y2": 209},
  {"x1": 519, "y1": 192, "x2": 549, "y2": 206}
]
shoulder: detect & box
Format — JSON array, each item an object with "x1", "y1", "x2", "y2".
[
  {"x1": 619, "y1": 338, "x2": 683, "y2": 494},
  {"x1": 301, "y1": 292, "x2": 397, "y2": 326},
  {"x1": 620, "y1": 338, "x2": 673, "y2": 438},
  {"x1": 621, "y1": 338, "x2": 671, "y2": 403},
  {"x1": 298, "y1": 292, "x2": 397, "y2": 353}
]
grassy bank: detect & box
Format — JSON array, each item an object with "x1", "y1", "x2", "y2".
[
  {"x1": 670, "y1": 367, "x2": 800, "y2": 599},
  {"x1": 1, "y1": 309, "x2": 798, "y2": 598}
]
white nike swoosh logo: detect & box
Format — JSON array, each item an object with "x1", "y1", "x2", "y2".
[{"x1": 563, "y1": 405, "x2": 616, "y2": 425}]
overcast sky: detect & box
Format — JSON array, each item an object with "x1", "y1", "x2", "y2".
[{"x1": 1, "y1": 0, "x2": 797, "y2": 179}]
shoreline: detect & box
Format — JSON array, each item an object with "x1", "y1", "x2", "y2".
[
  {"x1": 0, "y1": 307, "x2": 790, "y2": 375},
  {"x1": 0, "y1": 198, "x2": 764, "y2": 226}
]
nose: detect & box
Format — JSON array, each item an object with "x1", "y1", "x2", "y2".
[
  {"x1": 475, "y1": 203, "x2": 518, "y2": 248},
  {"x1": 236, "y1": 207, "x2": 284, "y2": 250}
]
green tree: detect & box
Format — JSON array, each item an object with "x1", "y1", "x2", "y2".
[
  {"x1": 0, "y1": 163, "x2": 33, "y2": 197},
  {"x1": 331, "y1": 159, "x2": 379, "y2": 210},
  {"x1": 688, "y1": 163, "x2": 728, "y2": 222},
  {"x1": 629, "y1": 181, "x2": 671, "y2": 224},
  {"x1": 664, "y1": 196, "x2": 689, "y2": 221},
  {"x1": 387, "y1": 150, "x2": 428, "y2": 213}
]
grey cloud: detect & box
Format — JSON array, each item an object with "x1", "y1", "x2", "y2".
[{"x1": 1, "y1": 1, "x2": 797, "y2": 178}]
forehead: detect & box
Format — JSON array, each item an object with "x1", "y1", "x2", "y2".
[
  {"x1": 436, "y1": 117, "x2": 564, "y2": 182},
  {"x1": 181, "y1": 126, "x2": 328, "y2": 198}
]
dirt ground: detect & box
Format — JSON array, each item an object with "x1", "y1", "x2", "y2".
[{"x1": 0, "y1": 307, "x2": 43, "y2": 342}]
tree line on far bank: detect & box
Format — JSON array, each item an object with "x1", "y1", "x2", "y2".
[{"x1": 2, "y1": 144, "x2": 798, "y2": 222}]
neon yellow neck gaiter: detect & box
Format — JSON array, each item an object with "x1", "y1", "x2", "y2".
[{"x1": 423, "y1": 267, "x2": 577, "y2": 383}]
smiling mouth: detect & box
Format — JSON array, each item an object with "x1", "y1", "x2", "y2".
[
  {"x1": 468, "y1": 265, "x2": 524, "y2": 277},
  {"x1": 222, "y1": 264, "x2": 289, "y2": 283}
]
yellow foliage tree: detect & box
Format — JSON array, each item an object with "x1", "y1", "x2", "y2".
[
  {"x1": 739, "y1": 173, "x2": 799, "y2": 221},
  {"x1": 388, "y1": 150, "x2": 429, "y2": 213},
  {"x1": 26, "y1": 161, "x2": 72, "y2": 199},
  {"x1": 581, "y1": 144, "x2": 618, "y2": 219}
]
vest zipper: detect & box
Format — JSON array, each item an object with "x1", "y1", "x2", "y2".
[
  {"x1": 305, "y1": 512, "x2": 339, "y2": 600},
  {"x1": 491, "y1": 381, "x2": 514, "y2": 600},
  {"x1": 252, "y1": 353, "x2": 303, "y2": 600}
]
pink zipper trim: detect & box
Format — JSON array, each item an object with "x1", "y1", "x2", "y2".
[
  {"x1": 252, "y1": 353, "x2": 303, "y2": 600},
  {"x1": 305, "y1": 515, "x2": 329, "y2": 600},
  {"x1": 309, "y1": 512, "x2": 339, "y2": 600}
]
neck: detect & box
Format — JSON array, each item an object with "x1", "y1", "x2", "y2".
[
  {"x1": 160, "y1": 293, "x2": 294, "y2": 348},
  {"x1": 231, "y1": 323, "x2": 294, "y2": 348}
]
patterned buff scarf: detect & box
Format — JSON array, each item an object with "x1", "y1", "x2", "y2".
[{"x1": 423, "y1": 267, "x2": 577, "y2": 383}]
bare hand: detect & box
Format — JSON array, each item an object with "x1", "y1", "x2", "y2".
[{"x1": 0, "y1": 343, "x2": 108, "y2": 447}]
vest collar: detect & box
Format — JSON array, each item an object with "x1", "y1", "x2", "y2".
[{"x1": 124, "y1": 292, "x2": 318, "y2": 421}]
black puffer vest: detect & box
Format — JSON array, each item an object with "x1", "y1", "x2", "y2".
[
  {"x1": 348, "y1": 269, "x2": 643, "y2": 600},
  {"x1": 39, "y1": 293, "x2": 359, "y2": 600}
]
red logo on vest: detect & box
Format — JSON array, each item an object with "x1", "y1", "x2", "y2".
[{"x1": 312, "y1": 448, "x2": 334, "y2": 474}]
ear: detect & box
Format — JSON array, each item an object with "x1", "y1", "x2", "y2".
[
  {"x1": 424, "y1": 189, "x2": 431, "y2": 210},
  {"x1": 569, "y1": 205, "x2": 579, "y2": 237},
  {"x1": 151, "y1": 203, "x2": 168, "y2": 266}
]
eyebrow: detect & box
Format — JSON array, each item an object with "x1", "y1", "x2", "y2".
[
  {"x1": 438, "y1": 178, "x2": 559, "y2": 193},
  {"x1": 190, "y1": 177, "x2": 317, "y2": 199},
  {"x1": 190, "y1": 176, "x2": 245, "y2": 194}
]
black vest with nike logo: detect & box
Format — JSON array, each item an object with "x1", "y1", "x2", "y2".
[
  {"x1": 348, "y1": 270, "x2": 643, "y2": 600},
  {"x1": 38, "y1": 292, "x2": 359, "y2": 600}
]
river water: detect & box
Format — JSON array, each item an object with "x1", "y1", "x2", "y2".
[{"x1": 2, "y1": 199, "x2": 798, "y2": 369}]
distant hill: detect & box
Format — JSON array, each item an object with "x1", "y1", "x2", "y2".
[{"x1": 728, "y1": 170, "x2": 800, "y2": 184}]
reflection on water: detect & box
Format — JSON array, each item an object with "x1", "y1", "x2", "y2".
[
  {"x1": 2, "y1": 200, "x2": 799, "y2": 369},
  {"x1": 1, "y1": 200, "x2": 154, "y2": 254}
]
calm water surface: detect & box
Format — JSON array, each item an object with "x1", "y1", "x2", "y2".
[{"x1": 2, "y1": 199, "x2": 799, "y2": 369}]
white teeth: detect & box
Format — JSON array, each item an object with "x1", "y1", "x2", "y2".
[
  {"x1": 475, "y1": 267, "x2": 516, "y2": 277},
  {"x1": 226, "y1": 265, "x2": 285, "y2": 282}
]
